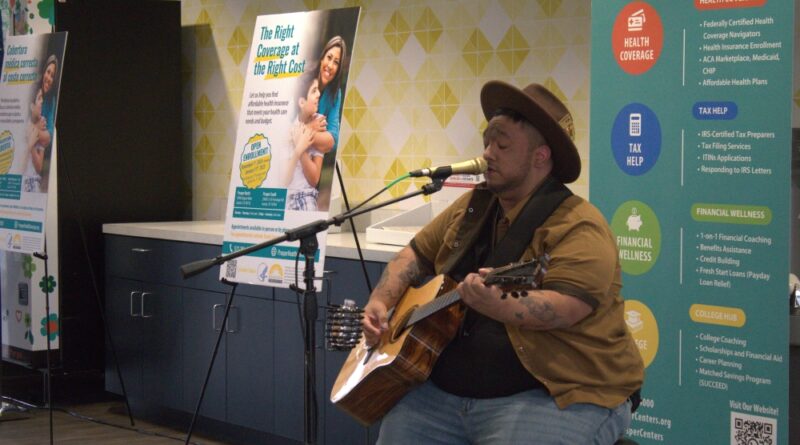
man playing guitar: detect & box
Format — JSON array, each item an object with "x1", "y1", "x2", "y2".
[{"x1": 360, "y1": 80, "x2": 644, "y2": 445}]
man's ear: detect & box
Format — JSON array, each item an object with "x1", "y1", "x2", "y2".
[{"x1": 534, "y1": 145, "x2": 552, "y2": 167}]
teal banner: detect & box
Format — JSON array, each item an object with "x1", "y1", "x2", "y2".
[
  {"x1": 222, "y1": 241, "x2": 320, "y2": 262},
  {"x1": 0, "y1": 174, "x2": 21, "y2": 199},
  {"x1": 0, "y1": 218, "x2": 41, "y2": 232},
  {"x1": 591, "y1": 1, "x2": 791, "y2": 444},
  {"x1": 232, "y1": 187, "x2": 286, "y2": 220}
]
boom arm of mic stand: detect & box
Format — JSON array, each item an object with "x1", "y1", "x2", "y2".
[{"x1": 180, "y1": 178, "x2": 445, "y2": 279}]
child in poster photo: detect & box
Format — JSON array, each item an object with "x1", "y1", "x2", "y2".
[
  {"x1": 23, "y1": 87, "x2": 50, "y2": 192},
  {"x1": 283, "y1": 71, "x2": 324, "y2": 211}
]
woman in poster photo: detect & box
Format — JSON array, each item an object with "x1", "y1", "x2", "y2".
[
  {"x1": 311, "y1": 35, "x2": 347, "y2": 153},
  {"x1": 15, "y1": 54, "x2": 58, "y2": 193},
  {"x1": 40, "y1": 55, "x2": 58, "y2": 147},
  {"x1": 36, "y1": 54, "x2": 59, "y2": 192},
  {"x1": 310, "y1": 35, "x2": 348, "y2": 211}
]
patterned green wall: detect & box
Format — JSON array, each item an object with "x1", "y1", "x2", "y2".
[{"x1": 181, "y1": 0, "x2": 593, "y2": 220}]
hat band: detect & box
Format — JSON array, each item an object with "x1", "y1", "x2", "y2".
[{"x1": 558, "y1": 113, "x2": 575, "y2": 140}]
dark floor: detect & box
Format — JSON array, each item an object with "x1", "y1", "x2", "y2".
[{"x1": 0, "y1": 400, "x2": 232, "y2": 445}]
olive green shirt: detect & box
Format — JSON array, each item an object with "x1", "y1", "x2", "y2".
[{"x1": 410, "y1": 188, "x2": 645, "y2": 409}]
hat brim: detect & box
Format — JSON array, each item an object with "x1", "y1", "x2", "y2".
[{"x1": 480, "y1": 81, "x2": 581, "y2": 184}]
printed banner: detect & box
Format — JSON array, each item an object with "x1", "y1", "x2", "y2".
[
  {"x1": 591, "y1": 1, "x2": 791, "y2": 444},
  {"x1": 221, "y1": 8, "x2": 359, "y2": 287},
  {"x1": 0, "y1": 32, "x2": 65, "y2": 255},
  {"x1": 0, "y1": 32, "x2": 65, "y2": 362}
]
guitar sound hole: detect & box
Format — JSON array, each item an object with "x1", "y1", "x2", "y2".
[{"x1": 389, "y1": 306, "x2": 417, "y2": 343}]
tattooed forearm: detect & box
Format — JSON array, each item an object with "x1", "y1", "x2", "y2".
[
  {"x1": 398, "y1": 257, "x2": 426, "y2": 286},
  {"x1": 375, "y1": 267, "x2": 391, "y2": 289},
  {"x1": 374, "y1": 267, "x2": 404, "y2": 302},
  {"x1": 371, "y1": 246, "x2": 430, "y2": 305},
  {"x1": 514, "y1": 295, "x2": 565, "y2": 329}
]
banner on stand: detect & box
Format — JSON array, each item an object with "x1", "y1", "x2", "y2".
[
  {"x1": 0, "y1": 32, "x2": 66, "y2": 255},
  {"x1": 591, "y1": 2, "x2": 791, "y2": 444},
  {"x1": 221, "y1": 8, "x2": 359, "y2": 288},
  {"x1": 0, "y1": 32, "x2": 66, "y2": 363}
]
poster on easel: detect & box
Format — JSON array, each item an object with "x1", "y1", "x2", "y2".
[
  {"x1": 591, "y1": 1, "x2": 792, "y2": 444},
  {"x1": 0, "y1": 32, "x2": 65, "y2": 255},
  {"x1": 220, "y1": 8, "x2": 359, "y2": 288}
]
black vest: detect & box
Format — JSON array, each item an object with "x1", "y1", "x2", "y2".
[{"x1": 430, "y1": 177, "x2": 572, "y2": 398}]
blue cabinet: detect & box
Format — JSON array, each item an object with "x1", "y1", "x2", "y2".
[
  {"x1": 181, "y1": 288, "x2": 227, "y2": 422},
  {"x1": 105, "y1": 233, "x2": 384, "y2": 444},
  {"x1": 227, "y1": 294, "x2": 276, "y2": 432},
  {"x1": 105, "y1": 276, "x2": 183, "y2": 411}
]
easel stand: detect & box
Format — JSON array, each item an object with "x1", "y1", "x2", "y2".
[
  {"x1": 184, "y1": 278, "x2": 238, "y2": 445},
  {"x1": 181, "y1": 179, "x2": 444, "y2": 445}
]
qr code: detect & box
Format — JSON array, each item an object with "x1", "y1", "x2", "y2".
[
  {"x1": 731, "y1": 411, "x2": 776, "y2": 445},
  {"x1": 225, "y1": 260, "x2": 237, "y2": 279}
]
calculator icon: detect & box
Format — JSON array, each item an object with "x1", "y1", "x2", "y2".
[{"x1": 629, "y1": 113, "x2": 642, "y2": 137}]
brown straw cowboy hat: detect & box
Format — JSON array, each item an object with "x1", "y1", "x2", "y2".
[{"x1": 480, "y1": 81, "x2": 581, "y2": 183}]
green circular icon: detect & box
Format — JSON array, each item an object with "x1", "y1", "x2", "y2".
[{"x1": 611, "y1": 200, "x2": 661, "y2": 275}]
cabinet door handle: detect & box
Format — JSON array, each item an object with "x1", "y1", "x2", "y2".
[
  {"x1": 212, "y1": 304, "x2": 222, "y2": 331},
  {"x1": 141, "y1": 292, "x2": 154, "y2": 318},
  {"x1": 131, "y1": 248, "x2": 151, "y2": 253},
  {"x1": 130, "y1": 291, "x2": 142, "y2": 317}
]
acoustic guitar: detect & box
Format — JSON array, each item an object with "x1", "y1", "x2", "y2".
[{"x1": 330, "y1": 258, "x2": 547, "y2": 425}]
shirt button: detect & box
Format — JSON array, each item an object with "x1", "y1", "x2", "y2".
[
  {"x1": 453, "y1": 241, "x2": 460, "y2": 247},
  {"x1": 468, "y1": 207, "x2": 474, "y2": 213},
  {"x1": 518, "y1": 346, "x2": 524, "y2": 352}
]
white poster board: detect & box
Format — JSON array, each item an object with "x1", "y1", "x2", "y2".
[
  {"x1": 0, "y1": 32, "x2": 66, "y2": 362},
  {"x1": 220, "y1": 8, "x2": 359, "y2": 288},
  {"x1": 0, "y1": 32, "x2": 65, "y2": 254}
]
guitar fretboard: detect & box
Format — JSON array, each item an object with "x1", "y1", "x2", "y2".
[
  {"x1": 405, "y1": 289, "x2": 461, "y2": 328},
  {"x1": 399, "y1": 258, "x2": 543, "y2": 331}
]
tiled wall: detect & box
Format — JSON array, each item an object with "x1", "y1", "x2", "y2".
[{"x1": 181, "y1": 0, "x2": 592, "y2": 220}]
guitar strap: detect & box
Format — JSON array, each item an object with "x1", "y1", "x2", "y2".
[
  {"x1": 486, "y1": 175, "x2": 572, "y2": 267},
  {"x1": 441, "y1": 175, "x2": 572, "y2": 279}
]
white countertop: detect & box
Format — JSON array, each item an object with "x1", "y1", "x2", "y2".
[
  {"x1": 102, "y1": 221, "x2": 800, "y2": 344},
  {"x1": 102, "y1": 220, "x2": 403, "y2": 263}
]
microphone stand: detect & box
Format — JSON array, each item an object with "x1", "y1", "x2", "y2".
[{"x1": 180, "y1": 178, "x2": 445, "y2": 445}]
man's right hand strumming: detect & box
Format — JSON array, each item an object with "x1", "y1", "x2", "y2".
[{"x1": 361, "y1": 300, "x2": 389, "y2": 347}]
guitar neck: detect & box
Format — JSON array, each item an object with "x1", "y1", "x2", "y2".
[
  {"x1": 406, "y1": 289, "x2": 461, "y2": 327},
  {"x1": 401, "y1": 259, "x2": 542, "y2": 329}
]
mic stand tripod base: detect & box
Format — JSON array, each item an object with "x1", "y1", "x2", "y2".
[{"x1": 0, "y1": 401, "x2": 31, "y2": 421}]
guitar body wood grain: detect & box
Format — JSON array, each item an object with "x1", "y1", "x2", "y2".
[{"x1": 330, "y1": 274, "x2": 463, "y2": 425}]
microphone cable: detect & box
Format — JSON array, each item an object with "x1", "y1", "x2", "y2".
[{"x1": 345, "y1": 171, "x2": 410, "y2": 214}]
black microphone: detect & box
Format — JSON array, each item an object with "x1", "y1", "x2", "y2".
[{"x1": 408, "y1": 157, "x2": 488, "y2": 179}]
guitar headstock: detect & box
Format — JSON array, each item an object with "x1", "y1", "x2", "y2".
[{"x1": 484, "y1": 254, "x2": 549, "y2": 298}]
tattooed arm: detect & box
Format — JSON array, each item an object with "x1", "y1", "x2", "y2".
[
  {"x1": 361, "y1": 246, "x2": 432, "y2": 346},
  {"x1": 458, "y1": 268, "x2": 592, "y2": 330}
]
